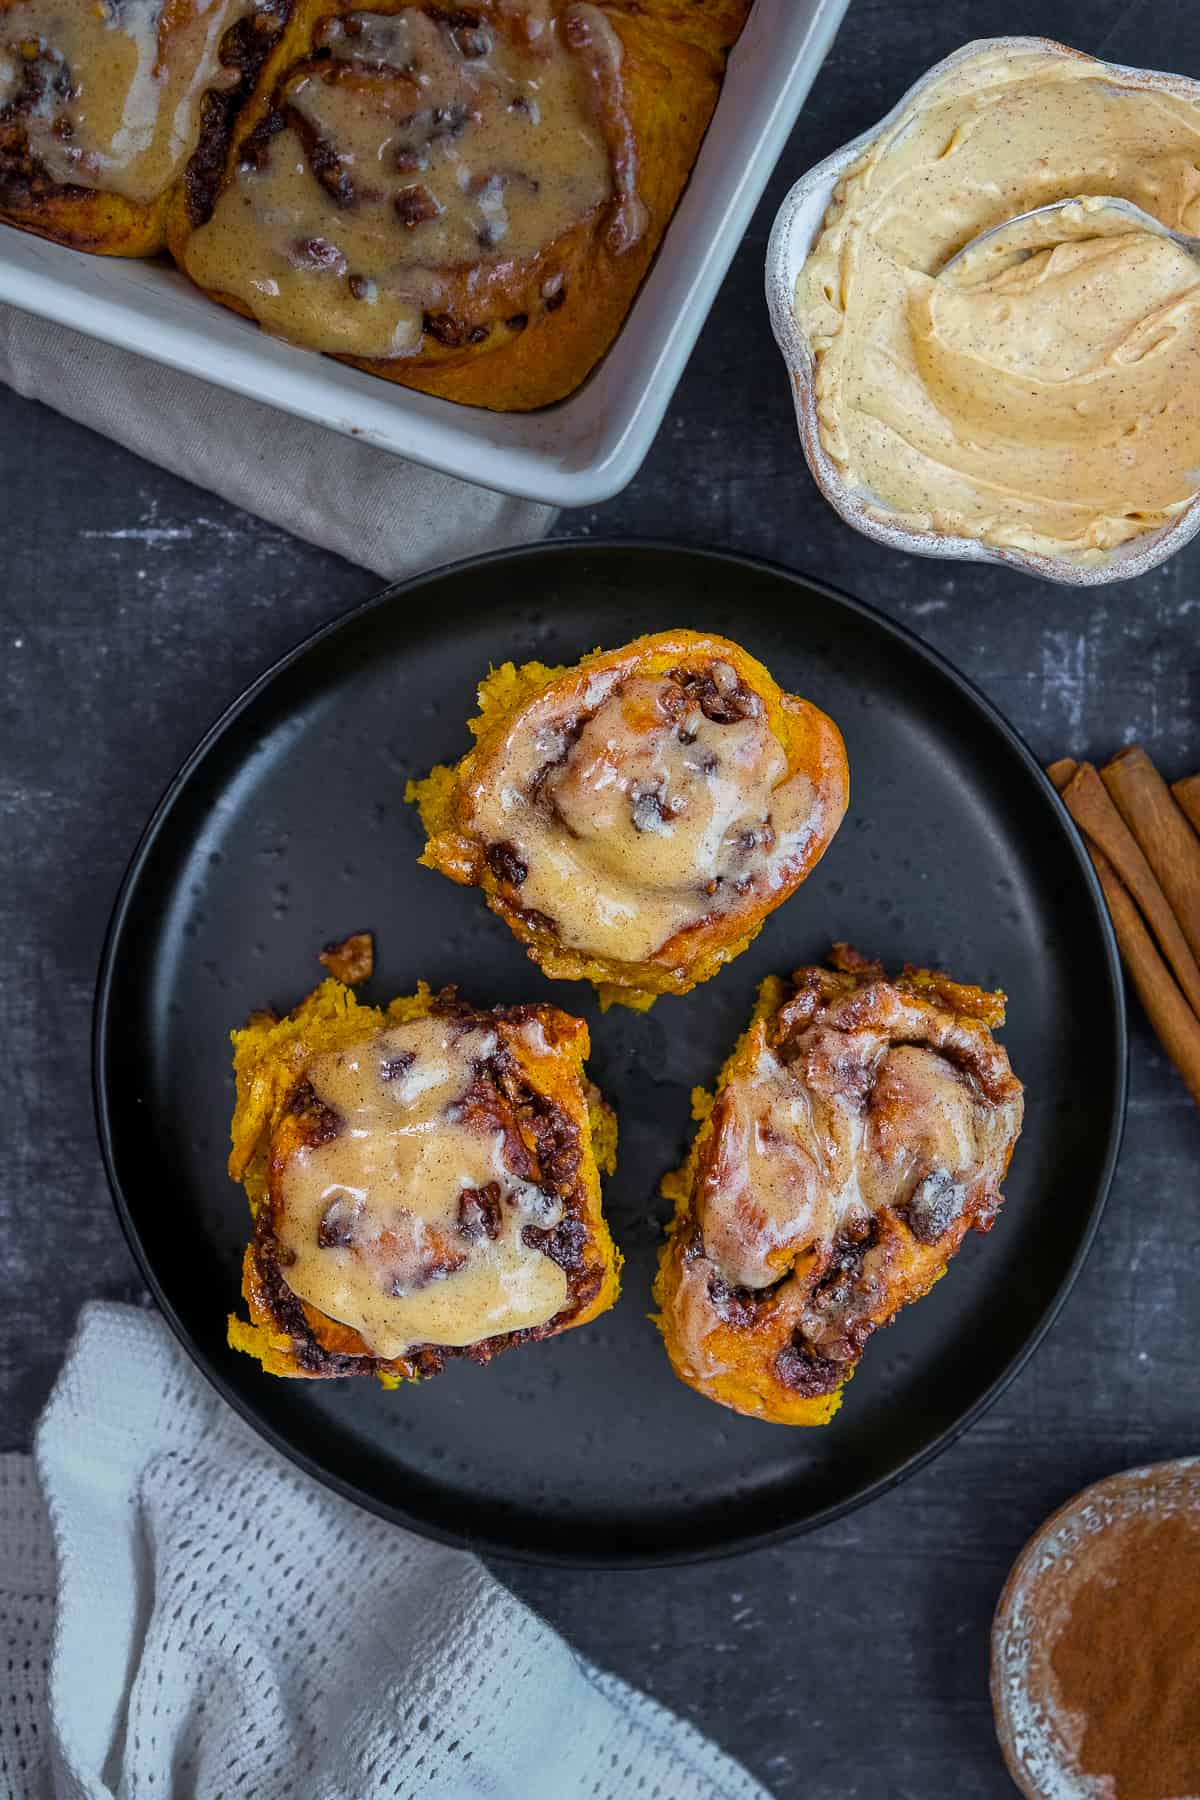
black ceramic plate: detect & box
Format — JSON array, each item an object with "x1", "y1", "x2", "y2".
[{"x1": 95, "y1": 542, "x2": 1126, "y2": 1567}]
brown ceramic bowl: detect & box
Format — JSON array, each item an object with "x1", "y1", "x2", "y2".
[{"x1": 991, "y1": 1457, "x2": 1200, "y2": 1797}]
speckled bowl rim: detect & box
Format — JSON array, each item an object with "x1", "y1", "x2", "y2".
[
  {"x1": 765, "y1": 36, "x2": 1200, "y2": 588},
  {"x1": 990, "y1": 1456, "x2": 1200, "y2": 1798}
]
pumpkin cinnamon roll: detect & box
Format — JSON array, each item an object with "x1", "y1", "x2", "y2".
[
  {"x1": 227, "y1": 976, "x2": 620, "y2": 1381},
  {"x1": 0, "y1": 0, "x2": 291, "y2": 255},
  {"x1": 654, "y1": 946, "x2": 1024, "y2": 1424},
  {"x1": 407, "y1": 631, "x2": 849, "y2": 1010},
  {"x1": 167, "y1": 0, "x2": 752, "y2": 408}
]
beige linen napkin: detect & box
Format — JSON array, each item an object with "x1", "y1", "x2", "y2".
[{"x1": 0, "y1": 303, "x2": 557, "y2": 576}]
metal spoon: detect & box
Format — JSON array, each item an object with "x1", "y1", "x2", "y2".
[{"x1": 940, "y1": 196, "x2": 1200, "y2": 282}]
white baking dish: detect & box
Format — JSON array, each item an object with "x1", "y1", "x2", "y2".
[{"x1": 0, "y1": 0, "x2": 847, "y2": 508}]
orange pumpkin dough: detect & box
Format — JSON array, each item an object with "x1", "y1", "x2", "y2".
[
  {"x1": 653, "y1": 947, "x2": 1024, "y2": 1424},
  {"x1": 407, "y1": 630, "x2": 849, "y2": 1010},
  {"x1": 228, "y1": 976, "x2": 620, "y2": 1384},
  {"x1": 165, "y1": 0, "x2": 752, "y2": 408}
]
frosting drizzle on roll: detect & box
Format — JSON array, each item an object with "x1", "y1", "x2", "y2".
[
  {"x1": 276, "y1": 1010, "x2": 570, "y2": 1357},
  {"x1": 655, "y1": 950, "x2": 1024, "y2": 1423},
  {"x1": 470, "y1": 662, "x2": 826, "y2": 964},
  {"x1": 0, "y1": 0, "x2": 255, "y2": 202},
  {"x1": 410, "y1": 630, "x2": 850, "y2": 1006},
  {"x1": 183, "y1": 0, "x2": 643, "y2": 360}
]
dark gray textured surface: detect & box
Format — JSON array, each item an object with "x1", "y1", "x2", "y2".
[{"x1": 2, "y1": 1, "x2": 1198, "y2": 1793}]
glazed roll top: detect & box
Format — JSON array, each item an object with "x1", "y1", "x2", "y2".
[
  {"x1": 657, "y1": 951, "x2": 1024, "y2": 1421},
  {"x1": 264, "y1": 993, "x2": 626, "y2": 1353},
  {"x1": 182, "y1": 0, "x2": 646, "y2": 359},
  {"x1": 457, "y1": 633, "x2": 849, "y2": 971},
  {"x1": 229, "y1": 981, "x2": 621, "y2": 1380},
  {"x1": 0, "y1": 0, "x2": 261, "y2": 202},
  {"x1": 276, "y1": 1010, "x2": 575, "y2": 1357}
]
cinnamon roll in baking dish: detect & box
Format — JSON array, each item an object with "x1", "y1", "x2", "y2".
[
  {"x1": 0, "y1": 0, "x2": 291, "y2": 254},
  {"x1": 168, "y1": 0, "x2": 752, "y2": 407},
  {"x1": 407, "y1": 631, "x2": 849, "y2": 1009},
  {"x1": 227, "y1": 977, "x2": 620, "y2": 1381},
  {"x1": 654, "y1": 947, "x2": 1024, "y2": 1424}
]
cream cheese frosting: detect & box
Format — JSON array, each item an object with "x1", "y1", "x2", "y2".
[
  {"x1": 468, "y1": 663, "x2": 825, "y2": 966},
  {"x1": 277, "y1": 1013, "x2": 569, "y2": 1358},
  {"x1": 0, "y1": 0, "x2": 251, "y2": 203},
  {"x1": 183, "y1": 3, "x2": 626, "y2": 360},
  {"x1": 797, "y1": 44, "x2": 1200, "y2": 560}
]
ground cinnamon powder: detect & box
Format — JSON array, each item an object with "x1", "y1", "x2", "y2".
[{"x1": 1049, "y1": 1515, "x2": 1200, "y2": 1798}]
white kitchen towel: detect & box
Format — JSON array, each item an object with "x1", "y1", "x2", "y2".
[
  {"x1": 0, "y1": 304, "x2": 556, "y2": 576},
  {"x1": 0, "y1": 1303, "x2": 770, "y2": 1800}
]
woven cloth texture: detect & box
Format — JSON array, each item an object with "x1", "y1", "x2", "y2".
[
  {"x1": 0, "y1": 304, "x2": 555, "y2": 576},
  {"x1": 0, "y1": 1303, "x2": 770, "y2": 1800}
]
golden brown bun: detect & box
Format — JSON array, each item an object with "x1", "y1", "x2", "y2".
[
  {"x1": 166, "y1": 0, "x2": 751, "y2": 408},
  {"x1": 0, "y1": 0, "x2": 291, "y2": 255},
  {"x1": 227, "y1": 977, "x2": 621, "y2": 1383},
  {"x1": 408, "y1": 630, "x2": 850, "y2": 1009},
  {"x1": 654, "y1": 947, "x2": 1025, "y2": 1424}
]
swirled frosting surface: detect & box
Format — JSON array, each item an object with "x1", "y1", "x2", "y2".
[
  {"x1": 183, "y1": 2, "x2": 633, "y2": 358},
  {"x1": 798, "y1": 45, "x2": 1200, "y2": 558},
  {"x1": 0, "y1": 0, "x2": 250, "y2": 202},
  {"x1": 469, "y1": 661, "x2": 829, "y2": 966},
  {"x1": 277, "y1": 1012, "x2": 569, "y2": 1357},
  {"x1": 665, "y1": 964, "x2": 1024, "y2": 1407}
]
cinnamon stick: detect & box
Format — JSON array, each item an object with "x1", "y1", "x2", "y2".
[
  {"x1": 1085, "y1": 842, "x2": 1200, "y2": 1109},
  {"x1": 1050, "y1": 758, "x2": 1200, "y2": 1108},
  {"x1": 1102, "y1": 746, "x2": 1200, "y2": 968},
  {"x1": 1060, "y1": 762, "x2": 1200, "y2": 1017},
  {"x1": 1171, "y1": 773, "x2": 1200, "y2": 839}
]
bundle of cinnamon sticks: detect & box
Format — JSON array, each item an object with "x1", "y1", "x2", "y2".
[{"x1": 1048, "y1": 749, "x2": 1200, "y2": 1109}]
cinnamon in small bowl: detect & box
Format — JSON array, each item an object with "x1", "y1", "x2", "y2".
[{"x1": 992, "y1": 1459, "x2": 1200, "y2": 1799}]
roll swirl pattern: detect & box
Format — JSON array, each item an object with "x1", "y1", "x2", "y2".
[
  {"x1": 408, "y1": 629, "x2": 850, "y2": 1008},
  {"x1": 654, "y1": 946, "x2": 1024, "y2": 1424},
  {"x1": 227, "y1": 977, "x2": 620, "y2": 1382}
]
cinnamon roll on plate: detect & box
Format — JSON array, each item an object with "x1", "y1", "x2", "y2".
[
  {"x1": 228, "y1": 976, "x2": 620, "y2": 1381},
  {"x1": 654, "y1": 946, "x2": 1024, "y2": 1424},
  {"x1": 168, "y1": 0, "x2": 752, "y2": 408},
  {"x1": 408, "y1": 630, "x2": 849, "y2": 1010},
  {"x1": 0, "y1": 0, "x2": 291, "y2": 254}
]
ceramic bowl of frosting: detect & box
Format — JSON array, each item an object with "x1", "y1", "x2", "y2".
[{"x1": 766, "y1": 38, "x2": 1200, "y2": 587}]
